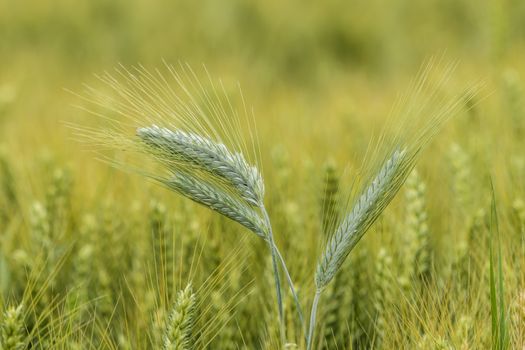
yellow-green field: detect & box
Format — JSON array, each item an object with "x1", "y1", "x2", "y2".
[{"x1": 1, "y1": 1, "x2": 525, "y2": 349}]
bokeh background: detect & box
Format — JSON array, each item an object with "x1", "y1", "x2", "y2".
[
  {"x1": 1, "y1": 0, "x2": 525, "y2": 349},
  {"x1": 2, "y1": 0, "x2": 525, "y2": 201},
  {"x1": 2, "y1": 0, "x2": 525, "y2": 151}
]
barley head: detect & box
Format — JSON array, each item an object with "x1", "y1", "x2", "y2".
[
  {"x1": 163, "y1": 284, "x2": 197, "y2": 350},
  {"x1": 0, "y1": 304, "x2": 25, "y2": 350}
]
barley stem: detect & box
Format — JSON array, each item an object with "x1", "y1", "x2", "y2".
[
  {"x1": 274, "y1": 244, "x2": 305, "y2": 333},
  {"x1": 261, "y1": 206, "x2": 285, "y2": 343},
  {"x1": 306, "y1": 290, "x2": 322, "y2": 350},
  {"x1": 261, "y1": 205, "x2": 306, "y2": 343}
]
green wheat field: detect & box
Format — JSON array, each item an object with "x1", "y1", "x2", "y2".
[{"x1": 1, "y1": 1, "x2": 525, "y2": 349}]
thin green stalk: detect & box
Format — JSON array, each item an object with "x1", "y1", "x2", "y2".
[
  {"x1": 261, "y1": 206, "x2": 285, "y2": 343},
  {"x1": 274, "y1": 245, "x2": 305, "y2": 331},
  {"x1": 262, "y1": 206, "x2": 306, "y2": 342},
  {"x1": 307, "y1": 290, "x2": 322, "y2": 350}
]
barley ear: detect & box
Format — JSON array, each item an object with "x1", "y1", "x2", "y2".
[
  {"x1": 307, "y1": 148, "x2": 411, "y2": 350},
  {"x1": 315, "y1": 148, "x2": 409, "y2": 290},
  {"x1": 404, "y1": 169, "x2": 431, "y2": 282},
  {"x1": 137, "y1": 126, "x2": 303, "y2": 335},
  {"x1": 163, "y1": 284, "x2": 197, "y2": 350},
  {"x1": 137, "y1": 125, "x2": 264, "y2": 207},
  {"x1": 136, "y1": 125, "x2": 269, "y2": 239},
  {"x1": 373, "y1": 248, "x2": 394, "y2": 348},
  {"x1": 0, "y1": 304, "x2": 25, "y2": 350},
  {"x1": 162, "y1": 171, "x2": 267, "y2": 237},
  {"x1": 320, "y1": 160, "x2": 340, "y2": 237}
]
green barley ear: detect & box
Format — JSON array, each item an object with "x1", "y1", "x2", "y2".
[
  {"x1": 320, "y1": 160, "x2": 340, "y2": 237},
  {"x1": 0, "y1": 304, "x2": 25, "y2": 350},
  {"x1": 307, "y1": 59, "x2": 483, "y2": 350},
  {"x1": 308, "y1": 147, "x2": 413, "y2": 350},
  {"x1": 133, "y1": 131, "x2": 268, "y2": 238},
  {"x1": 320, "y1": 262, "x2": 350, "y2": 349},
  {"x1": 160, "y1": 171, "x2": 267, "y2": 237},
  {"x1": 163, "y1": 284, "x2": 196, "y2": 350},
  {"x1": 75, "y1": 64, "x2": 268, "y2": 238},
  {"x1": 348, "y1": 247, "x2": 370, "y2": 347},
  {"x1": 44, "y1": 168, "x2": 72, "y2": 236},
  {"x1": 449, "y1": 143, "x2": 473, "y2": 212},
  {"x1": 401, "y1": 169, "x2": 431, "y2": 287},
  {"x1": 137, "y1": 126, "x2": 264, "y2": 207},
  {"x1": 373, "y1": 248, "x2": 394, "y2": 348},
  {"x1": 315, "y1": 148, "x2": 409, "y2": 290},
  {"x1": 314, "y1": 58, "x2": 481, "y2": 292},
  {"x1": 149, "y1": 200, "x2": 175, "y2": 299},
  {"x1": 75, "y1": 64, "x2": 304, "y2": 338}
]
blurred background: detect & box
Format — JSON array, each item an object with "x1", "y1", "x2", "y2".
[
  {"x1": 1, "y1": 0, "x2": 524, "y2": 148},
  {"x1": 2, "y1": 0, "x2": 525, "y2": 244},
  {"x1": 2, "y1": 0, "x2": 525, "y2": 194},
  {"x1": 1, "y1": 1, "x2": 525, "y2": 348}
]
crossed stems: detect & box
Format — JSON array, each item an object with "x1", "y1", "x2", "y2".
[
  {"x1": 260, "y1": 205, "x2": 306, "y2": 345},
  {"x1": 261, "y1": 204, "x2": 327, "y2": 350}
]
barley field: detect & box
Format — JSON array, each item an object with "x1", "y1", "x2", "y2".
[{"x1": 1, "y1": 1, "x2": 525, "y2": 349}]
